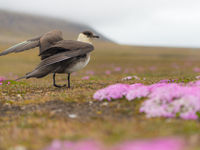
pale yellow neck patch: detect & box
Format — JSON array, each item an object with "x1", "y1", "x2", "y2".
[{"x1": 77, "y1": 33, "x2": 92, "y2": 44}]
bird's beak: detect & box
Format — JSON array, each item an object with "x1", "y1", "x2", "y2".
[{"x1": 93, "y1": 35, "x2": 100, "y2": 38}]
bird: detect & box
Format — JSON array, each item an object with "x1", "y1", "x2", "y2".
[{"x1": 0, "y1": 30, "x2": 99, "y2": 88}]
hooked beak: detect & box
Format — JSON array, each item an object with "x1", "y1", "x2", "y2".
[{"x1": 92, "y1": 35, "x2": 100, "y2": 38}]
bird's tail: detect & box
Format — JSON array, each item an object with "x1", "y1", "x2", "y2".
[{"x1": 15, "y1": 68, "x2": 51, "y2": 81}]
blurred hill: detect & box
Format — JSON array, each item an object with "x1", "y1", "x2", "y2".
[
  {"x1": 0, "y1": 9, "x2": 198, "y2": 55},
  {"x1": 0, "y1": 10, "x2": 111, "y2": 44}
]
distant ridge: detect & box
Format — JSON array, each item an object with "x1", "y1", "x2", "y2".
[{"x1": 0, "y1": 10, "x2": 111, "y2": 43}]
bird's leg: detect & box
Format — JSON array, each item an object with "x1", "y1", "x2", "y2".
[
  {"x1": 67, "y1": 73, "x2": 71, "y2": 88},
  {"x1": 53, "y1": 73, "x2": 66, "y2": 88}
]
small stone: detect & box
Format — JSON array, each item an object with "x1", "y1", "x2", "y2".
[
  {"x1": 133, "y1": 75, "x2": 140, "y2": 80},
  {"x1": 101, "y1": 102, "x2": 108, "y2": 106},
  {"x1": 17, "y1": 94, "x2": 22, "y2": 98},
  {"x1": 21, "y1": 106, "x2": 26, "y2": 110},
  {"x1": 89, "y1": 101, "x2": 93, "y2": 105},
  {"x1": 68, "y1": 114, "x2": 77, "y2": 118},
  {"x1": 3, "y1": 103, "x2": 11, "y2": 108},
  {"x1": 122, "y1": 76, "x2": 133, "y2": 81},
  {"x1": 50, "y1": 109, "x2": 62, "y2": 115},
  {"x1": 9, "y1": 145, "x2": 26, "y2": 150}
]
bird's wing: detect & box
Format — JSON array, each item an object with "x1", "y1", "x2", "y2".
[
  {"x1": 36, "y1": 41, "x2": 94, "y2": 69},
  {"x1": 39, "y1": 40, "x2": 93, "y2": 59},
  {"x1": 0, "y1": 36, "x2": 41, "y2": 56},
  {"x1": 0, "y1": 30, "x2": 63, "y2": 56}
]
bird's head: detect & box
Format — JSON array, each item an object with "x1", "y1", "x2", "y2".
[{"x1": 77, "y1": 31, "x2": 99, "y2": 44}]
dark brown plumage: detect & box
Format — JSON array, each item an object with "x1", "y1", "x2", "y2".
[{"x1": 0, "y1": 30, "x2": 99, "y2": 88}]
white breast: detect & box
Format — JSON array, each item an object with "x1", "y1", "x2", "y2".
[{"x1": 66, "y1": 54, "x2": 90, "y2": 73}]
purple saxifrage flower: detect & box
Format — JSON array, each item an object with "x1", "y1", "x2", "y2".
[
  {"x1": 93, "y1": 84, "x2": 130, "y2": 101},
  {"x1": 0, "y1": 76, "x2": 6, "y2": 85},
  {"x1": 44, "y1": 138, "x2": 185, "y2": 150},
  {"x1": 0, "y1": 76, "x2": 6, "y2": 82},
  {"x1": 86, "y1": 70, "x2": 95, "y2": 75},
  {"x1": 126, "y1": 84, "x2": 150, "y2": 101},
  {"x1": 94, "y1": 80, "x2": 200, "y2": 120},
  {"x1": 82, "y1": 76, "x2": 90, "y2": 80},
  {"x1": 193, "y1": 67, "x2": 200, "y2": 73},
  {"x1": 114, "y1": 67, "x2": 121, "y2": 72},
  {"x1": 114, "y1": 137, "x2": 184, "y2": 150},
  {"x1": 105, "y1": 70, "x2": 111, "y2": 75},
  {"x1": 140, "y1": 83, "x2": 200, "y2": 119}
]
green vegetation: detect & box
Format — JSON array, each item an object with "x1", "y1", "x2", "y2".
[{"x1": 0, "y1": 42, "x2": 200, "y2": 150}]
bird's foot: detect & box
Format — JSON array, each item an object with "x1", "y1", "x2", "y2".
[{"x1": 54, "y1": 84, "x2": 66, "y2": 88}]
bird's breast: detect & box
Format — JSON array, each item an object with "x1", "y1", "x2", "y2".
[{"x1": 65, "y1": 53, "x2": 90, "y2": 73}]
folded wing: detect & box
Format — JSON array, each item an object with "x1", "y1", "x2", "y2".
[{"x1": 36, "y1": 40, "x2": 94, "y2": 69}]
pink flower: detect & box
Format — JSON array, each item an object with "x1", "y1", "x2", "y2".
[
  {"x1": 82, "y1": 76, "x2": 90, "y2": 80},
  {"x1": 124, "y1": 69, "x2": 129, "y2": 73},
  {"x1": 44, "y1": 138, "x2": 185, "y2": 150},
  {"x1": 188, "y1": 80, "x2": 200, "y2": 86},
  {"x1": 114, "y1": 137, "x2": 184, "y2": 150},
  {"x1": 140, "y1": 84, "x2": 200, "y2": 119},
  {"x1": 105, "y1": 70, "x2": 111, "y2": 75},
  {"x1": 93, "y1": 84, "x2": 130, "y2": 101},
  {"x1": 195, "y1": 75, "x2": 200, "y2": 80},
  {"x1": 126, "y1": 84, "x2": 150, "y2": 101},
  {"x1": 114, "y1": 67, "x2": 121, "y2": 72},
  {"x1": 86, "y1": 70, "x2": 95, "y2": 75},
  {"x1": 94, "y1": 81, "x2": 200, "y2": 120},
  {"x1": 149, "y1": 83, "x2": 182, "y2": 102},
  {"x1": 193, "y1": 67, "x2": 200, "y2": 72},
  {"x1": 0, "y1": 76, "x2": 6, "y2": 82},
  {"x1": 159, "y1": 79, "x2": 170, "y2": 83}
]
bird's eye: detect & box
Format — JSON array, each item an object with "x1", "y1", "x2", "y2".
[{"x1": 83, "y1": 31, "x2": 93, "y2": 37}]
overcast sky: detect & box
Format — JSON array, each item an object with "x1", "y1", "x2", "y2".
[{"x1": 0, "y1": 0, "x2": 200, "y2": 47}]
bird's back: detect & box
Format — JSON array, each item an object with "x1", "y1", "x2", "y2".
[{"x1": 39, "y1": 30, "x2": 63, "y2": 54}]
